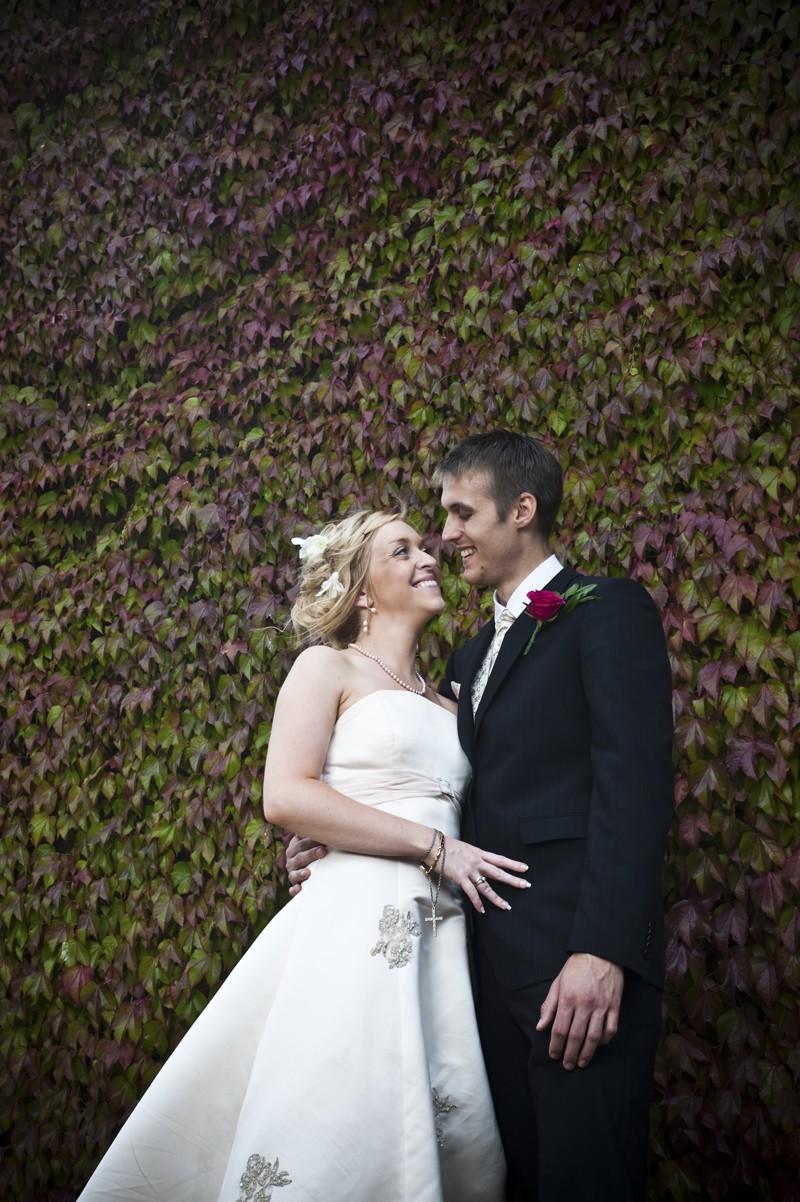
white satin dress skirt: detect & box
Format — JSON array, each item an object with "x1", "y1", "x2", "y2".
[{"x1": 78, "y1": 689, "x2": 505, "y2": 1202}]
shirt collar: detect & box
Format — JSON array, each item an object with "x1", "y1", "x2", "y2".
[{"x1": 493, "y1": 554, "x2": 564, "y2": 625}]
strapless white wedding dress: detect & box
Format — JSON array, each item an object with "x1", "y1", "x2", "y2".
[{"x1": 79, "y1": 690, "x2": 505, "y2": 1202}]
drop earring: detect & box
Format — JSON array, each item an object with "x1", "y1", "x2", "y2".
[
  {"x1": 360, "y1": 601, "x2": 377, "y2": 639},
  {"x1": 362, "y1": 603, "x2": 376, "y2": 635}
]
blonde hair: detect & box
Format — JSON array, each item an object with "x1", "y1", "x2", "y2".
[{"x1": 290, "y1": 509, "x2": 404, "y2": 648}]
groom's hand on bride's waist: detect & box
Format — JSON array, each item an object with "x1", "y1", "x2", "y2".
[
  {"x1": 535, "y1": 953, "x2": 624, "y2": 1071},
  {"x1": 285, "y1": 834, "x2": 328, "y2": 896}
]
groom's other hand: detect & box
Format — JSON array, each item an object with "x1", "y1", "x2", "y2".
[
  {"x1": 535, "y1": 953, "x2": 624, "y2": 1070},
  {"x1": 285, "y1": 834, "x2": 327, "y2": 896}
]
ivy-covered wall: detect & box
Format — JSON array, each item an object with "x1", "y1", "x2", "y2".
[{"x1": 1, "y1": 1, "x2": 798, "y2": 1198}]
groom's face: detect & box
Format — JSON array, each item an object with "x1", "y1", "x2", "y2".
[{"x1": 440, "y1": 470, "x2": 516, "y2": 591}]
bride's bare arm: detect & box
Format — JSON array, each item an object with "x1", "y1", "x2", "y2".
[
  {"x1": 284, "y1": 672, "x2": 454, "y2": 895},
  {"x1": 264, "y1": 646, "x2": 436, "y2": 861},
  {"x1": 264, "y1": 648, "x2": 530, "y2": 911}
]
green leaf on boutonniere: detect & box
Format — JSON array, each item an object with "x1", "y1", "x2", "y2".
[{"x1": 522, "y1": 583, "x2": 598, "y2": 655}]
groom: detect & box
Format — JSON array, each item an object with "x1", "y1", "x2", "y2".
[
  {"x1": 288, "y1": 431, "x2": 674, "y2": 1201},
  {"x1": 434, "y1": 431, "x2": 673, "y2": 1201}
]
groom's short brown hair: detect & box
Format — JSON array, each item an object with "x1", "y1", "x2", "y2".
[{"x1": 435, "y1": 431, "x2": 564, "y2": 538}]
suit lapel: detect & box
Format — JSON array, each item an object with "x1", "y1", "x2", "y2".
[
  {"x1": 473, "y1": 565, "x2": 580, "y2": 737},
  {"x1": 455, "y1": 621, "x2": 494, "y2": 759}
]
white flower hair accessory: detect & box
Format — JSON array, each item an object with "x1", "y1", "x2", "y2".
[
  {"x1": 291, "y1": 533, "x2": 329, "y2": 563},
  {"x1": 316, "y1": 570, "x2": 345, "y2": 599}
]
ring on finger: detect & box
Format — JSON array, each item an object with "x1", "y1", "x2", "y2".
[{"x1": 474, "y1": 874, "x2": 487, "y2": 887}]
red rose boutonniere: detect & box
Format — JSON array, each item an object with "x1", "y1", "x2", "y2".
[{"x1": 523, "y1": 583, "x2": 597, "y2": 654}]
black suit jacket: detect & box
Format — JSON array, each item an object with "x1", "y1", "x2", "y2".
[{"x1": 441, "y1": 565, "x2": 674, "y2": 991}]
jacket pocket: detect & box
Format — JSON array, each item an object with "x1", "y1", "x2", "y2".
[{"x1": 519, "y1": 813, "x2": 588, "y2": 844}]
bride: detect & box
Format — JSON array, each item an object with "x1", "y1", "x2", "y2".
[{"x1": 78, "y1": 509, "x2": 530, "y2": 1202}]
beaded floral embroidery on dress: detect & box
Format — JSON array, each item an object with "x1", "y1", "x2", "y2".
[
  {"x1": 432, "y1": 1088, "x2": 458, "y2": 1147},
  {"x1": 371, "y1": 905, "x2": 421, "y2": 968},
  {"x1": 237, "y1": 1153, "x2": 292, "y2": 1201}
]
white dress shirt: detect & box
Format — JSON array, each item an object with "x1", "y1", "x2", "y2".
[{"x1": 492, "y1": 553, "x2": 564, "y2": 626}]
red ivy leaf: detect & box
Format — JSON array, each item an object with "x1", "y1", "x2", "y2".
[
  {"x1": 724, "y1": 737, "x2": 775, "y2": 779},
  {"x1": 61, "y1": 965, "x2": 94, "y2": 1003},
  {"x1": 696, "y1": 658, "x2": 737, "y2": 701},
  {"x1": 719, "y1": 573, "x2": 758, "y2": 613},
  {"x1": 756, "y1": 580, "x2": 786, "y2": 625},
  {"x1": 668, "y1": 898, "x2": 712, "y2": 942},
  {"x1": 712, "y1": 905, "x2": 748, "y2": 950},
  {"x1": 750, "y1": 872, "x2": 785, "y2": 920}
]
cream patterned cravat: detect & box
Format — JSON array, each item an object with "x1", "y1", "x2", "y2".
[{"x1": 471, "y1": 608, "x2": 516, "y2": 715}]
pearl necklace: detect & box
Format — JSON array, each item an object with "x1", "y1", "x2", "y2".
[{"x1": 348, "y1": 643, "x2": 427, "y2": 696}]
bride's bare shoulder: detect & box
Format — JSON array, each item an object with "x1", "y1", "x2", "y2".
[
  {"x1": 277, "y1": 646, "x2": 353, "y2": 718},
  {"x1": 290, "y1": 644, "x2": 351, "y2": 680},
  {"x1": 293, "y1": 644, "x2": 341, "y2": 665}
]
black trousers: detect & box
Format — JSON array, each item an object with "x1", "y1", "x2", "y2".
[{"x1": 474, "y1": 937, "x2": 662, "y2": 1202}]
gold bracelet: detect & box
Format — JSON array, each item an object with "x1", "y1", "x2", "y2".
[
  {"x1": 420, "y1": 829, "x2": 445, "y2": 876},
  {"x1": 420, "y1": 827, "x2": 438, "y2": 870}
]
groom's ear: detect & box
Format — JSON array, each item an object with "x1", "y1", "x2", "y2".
[{"x1": 513, "y1": 492, "x2": 538, "y2": 531}]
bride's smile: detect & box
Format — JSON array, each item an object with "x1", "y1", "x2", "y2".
[{"x1": 358, "y1": 518, "x2": 446, "y2": 624}]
